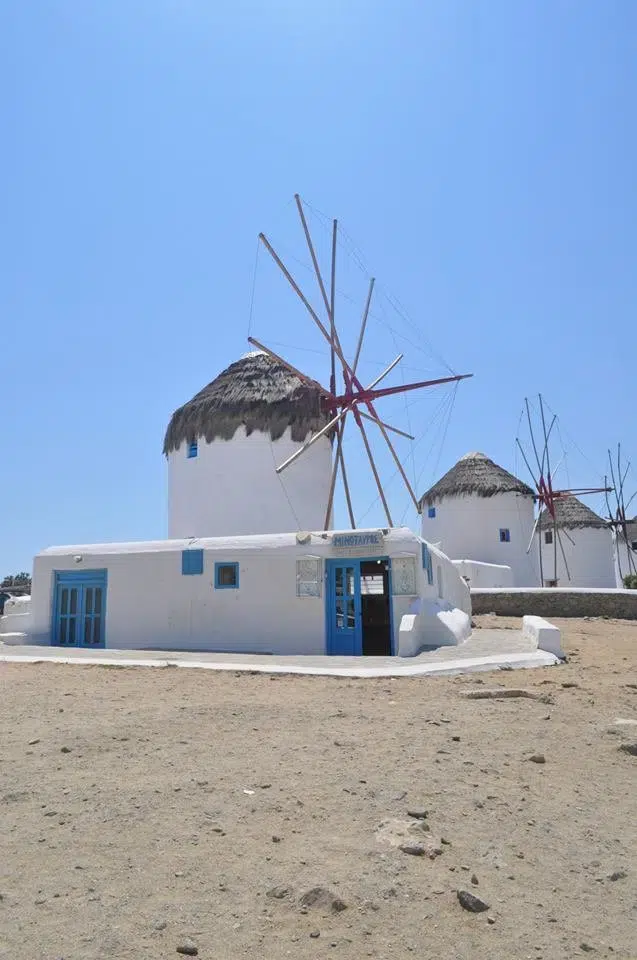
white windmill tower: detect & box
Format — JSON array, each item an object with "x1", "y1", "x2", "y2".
[
  {"x1": 165, "y1": 195, "x2": 473, "y2": 540},
  {"x1": 605, "y1": 444, "x2": 637, "y2": 587}
]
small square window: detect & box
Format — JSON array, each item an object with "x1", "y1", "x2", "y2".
[
  {"x1": 215, "y1": 562, "x2": 239, "y2": 589},
  {"x1": 428, "y1": 506, "x2": 436, "y2": 519},
  {"x1": 499, "y1": 528, "x2": 511, "y2": 543},
  {"x1": 545, "y1": 530, "x2": 553, "y2": 545},
  {"x1": 182, "y1": 549, "x2": 204, "y2": 575},
  {"x1": 187, "y1": 440, "x2": 198, "y2": 459}
]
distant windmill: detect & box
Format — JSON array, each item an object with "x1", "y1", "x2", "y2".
[
  {"x1": 604, "y1": 444, "x2": 637, "y2": 584},
  {"x1": 516, "y1": 395, "x2": 610, "y2": 586},
  {"x1": 249, "y1": 194, "x2": 473, "y2": 530}
]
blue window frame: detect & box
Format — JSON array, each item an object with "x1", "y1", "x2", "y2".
[
  {"x1": 428, "y1": 506, "x2": 436, "y2": 519},
  {"x1": 421, "y1": 542, "x2": 434, "y2": 585},
  {"x1": 215, "y1": 562, "x2": 239, "y2": 589},
  {"x1": 499, "y1": 528, "x2": 511, "y2": 543},
  {"x1": 187, "y1": 440, "x2": 198, "y2": 459},
  {"x1": 182, "y1": 549, "x2": 204, "y2": 575}
]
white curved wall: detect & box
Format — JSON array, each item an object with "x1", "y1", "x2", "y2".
[
  {"x1": 421, "y1": 492, "x2": 538, "y2": 587},
  {"x1": 167, "y1": 426, "x2": 333, "y2": 538},
  {"x1": 452, "y1": 559, "x2": 514, "y2": 588},
  {"x1": 536, "y1": 526, "x2": 615, "y2": 588}
]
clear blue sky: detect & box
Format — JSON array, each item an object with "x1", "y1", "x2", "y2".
[{"x1": 2, "y1": 0, "x2": 636, "y2": 575}]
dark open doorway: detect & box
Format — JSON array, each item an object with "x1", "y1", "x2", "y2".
[{"x1": 360, "y1": 560, "x2": 392, "y2": 656}]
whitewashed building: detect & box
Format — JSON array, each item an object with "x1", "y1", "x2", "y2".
[
  {"x1": 14, "y1": 346, "x2": 474, "y2": 657},
  {"x1": 420, "y1": 452, "x2": 538, "y2": 586},
  {"x1": 165, "y1": 351, "x2": 334, "y2": 538},
  {"x1": 536, "y1": 496, "x2": 615, "y2": 588},
  {"x1": 28, "y1": 528, "x2": 470, "y2": 655}
]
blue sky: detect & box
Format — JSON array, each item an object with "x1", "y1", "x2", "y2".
[{"x1": 2, "y1": 0, "x2": 636, "y2": 574}]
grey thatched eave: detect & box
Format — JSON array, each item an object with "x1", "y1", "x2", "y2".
[
  {"x1": 539, "y1": 495, "x2": 608, "y2": 530},
  {"x1": 420, "y1": 452, "x2": 534, "y2": 506},
  {"x1": 163, "y1": 352, "x2": 330, "y2": 455}
]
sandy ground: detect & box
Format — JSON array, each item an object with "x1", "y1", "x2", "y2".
[{"x1": 1, "y1": 616, "x2": 636, "y2": 960}]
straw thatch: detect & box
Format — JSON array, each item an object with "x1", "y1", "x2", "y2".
[
  {"x1": 539, "y1": 495, "x2": 608, "y2": 530},
  {"x1": 420, "y1": 452, "x2": 534, "y2": 506},
  {"x1": 163, "y1": 351, "x2": 330, "y2": 455}
]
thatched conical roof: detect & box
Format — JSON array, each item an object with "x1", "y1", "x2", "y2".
[
  {"x1": 420, "y1": 452, "x2": 534, "y2": 505},
  {"x1": 163, "y1": 351, "x2": 329, "y2": 455},
  {"x1": 539, "y1": 495, "x2": 607, "y2": 530}
]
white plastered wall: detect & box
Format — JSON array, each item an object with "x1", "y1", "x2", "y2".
[
  {"x1": 536, "y1": 525, "x2": 616, "y2": 588},
  {"x1": 167, "y1": 427, "x2": 333, "y2": 538},
  {"x1": 421, "y1": 492, "x2": 538, "y2": 586},
  {"x1": 452, "y1": 559, "x2": 514, "y2": 588}
]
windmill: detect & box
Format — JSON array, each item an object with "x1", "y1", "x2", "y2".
[
  {"x1": 248, "y1": 194, "x2": 473, "y2": 531},
  {"x1": 604, "y1": 443, "x2": 637, "y2": 584},
  {"x1": 516, "y1": 395, "x2": 610, "y2": 586}
]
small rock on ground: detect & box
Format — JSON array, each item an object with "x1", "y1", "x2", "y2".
[
  {"x1": 528, "y1": 753, "x2": 546, "y2": 764},
  {"x1": 618, "y1": 742, "x2": 637, "y2": 757},
  {"x1": 176, "y1": 941, "x2": 198, "y2": 956},
  {"x1": 457, "y1": 890, "x2": 490, "y2": 913},
  {"x1": 300, "y1": 887, "x2": 347, "y2": 913},
  {"x1": 267, "y1": 885, "x2": 292, "y2": 900},
  {"x1": 406, "y1": 808, "x2": 428, "y2": 819},
  {"x1": 399, "y1": 844, "x2": 426, "y2": 857}
]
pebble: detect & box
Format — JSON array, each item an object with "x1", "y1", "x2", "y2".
[
  {"x1": 457, "y1": 890, "x2": 490, "y2": 913},
  {"x1": 272, "y1": 835, "x2": 282, "y2": 843},
  {"x1": 309, "y1": 930, "x2": 320, "y2": 939},
  {"x1": 580, "y1": 944, "x2": 594, "y2": 953},
  {"x1": 176, "y1": 941, "x2": 199, "y2": 956},
  {"x1": 300, "y1": 887, "x2": 347, "y2": 913},
  {"x1": 487, "y1": 916, "x2": 496, "y2": 925},
  {"x1": 267, "y1": 886, "x2": 291, "y2": 900},
  {"x1": 528, "y1": 754, "x2": 546, "y2": 764},
  {"x1": 608, "y1": 871, "x2": 627, "y2": 881},
  {"x1": 60, "y1": 747, "x2": 72, "y2": 754},
  {"x1": 153, "y1": 920, "x2": 168, "y2": 931},
  {"x1": 407, "y1": 808, "x2": 428, "y2": 819},
  {"x1": 471, "y1": 874, "x2": 479, "y2": 886},
  {"x1": 451, "y1": 736, "x2": 461, "y2": 742},
  {"x1": 399, "y1": 844, "x2": 426, "y2": 857},
  {"x1": 28, "y1": 738, "x2": 40, "y2": 746},
  {"x1": 618, "y1": 742, "x2": 637, "y2": 757}
]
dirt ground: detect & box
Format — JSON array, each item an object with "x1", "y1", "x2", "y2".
[{"x1": 1, "y1": 616, "x2": 636, "y2": 960}]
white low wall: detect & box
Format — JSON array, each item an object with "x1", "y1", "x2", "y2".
[
  {"x1": 522, "y1": 615, "x2": 564, "y2": 659},
  {"x1": 398, "y1": 599, "x2": 472, "y2": 656},
  {"x1": 0, "y1": 596, "x2": 31, "y2": 641},
  {"x1": 453, "y1": 559, "x2": 514, "y2": 589}
]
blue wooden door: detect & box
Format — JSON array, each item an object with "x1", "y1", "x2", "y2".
[
  {"x1": 326, "y1": 560, "x2": 362, "y2": 655},
  {"x1": 53, "y1": 571, "x2": 107, "y2": 648}
]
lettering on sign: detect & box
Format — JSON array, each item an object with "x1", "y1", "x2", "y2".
[{"x1": 332, "y1": 531, "x2": 384, "y2": 549}]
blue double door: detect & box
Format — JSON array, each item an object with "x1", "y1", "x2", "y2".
[
  {"x1": 52, "y1": 570, "x2": 107, "y2": 648},
  {"x1": 326, "y1": 558, "x2": 392, "y2": 656}
]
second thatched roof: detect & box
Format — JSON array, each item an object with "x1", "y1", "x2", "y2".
[
  {"x1": 539, "y1": 495, "x2": 608, "y2": 530},
  {"x1": 163, "y1": 351, "x2": 329, "y2": 455},
  {"x1": 420, "y1": 452, "x2": 534, "y2": 506}
]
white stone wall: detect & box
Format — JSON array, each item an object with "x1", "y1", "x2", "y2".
[
  {"x1": 421, "y1": 492, "x2": 538, "y2": 586},
  {"x1": 0, "y1": 595, "x2": 31, "y2": 639},
  {"x1": 535, "y1": 525, "x2": 616, "y2": 588},
  {"x1": 452, "y1": 559, "x2": 514, "y2": 588},
  {"x1": 167, "y1": 426, "x2": 333, "y2": 538}
]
